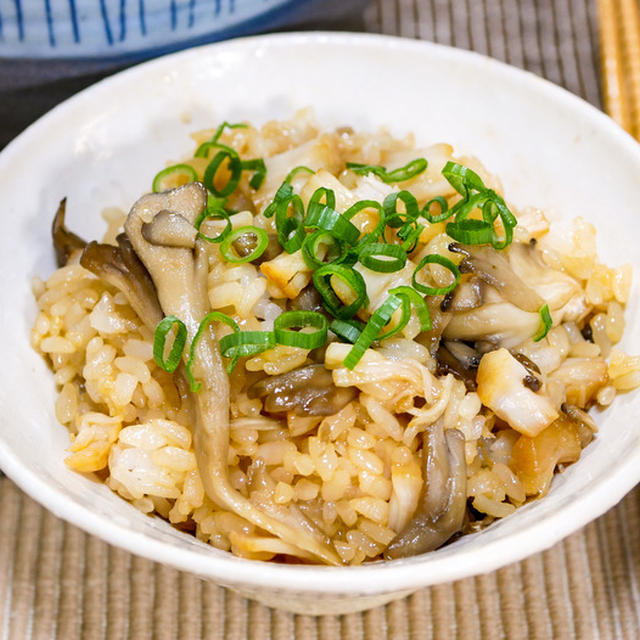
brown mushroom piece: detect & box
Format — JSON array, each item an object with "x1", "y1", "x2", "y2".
[
  {"x1": 124, "y1": 183, "x2": 339, "y2": 565},
  {"x1": 52, "y1": 198, "x2": 87, "y2": 267},
  {"x1": 436, "y1": 342, "x2": 479, "y2": 391},
  {"x1": 449, "y1": 243, "x2": 545, "y2": 313},
  {"x1": 384, "y1": 424, "x2": 466, "y2": 559},
  {"x1": 80, "y1": 234, "x2": 164, "y2": 331},
  {"x1": 248, "y1": 364, "x2": 357, "y2": 416}
]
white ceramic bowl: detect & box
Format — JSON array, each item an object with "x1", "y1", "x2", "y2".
[{"x1": 1, "y1": 32, "x2": 639, "y2": 616}]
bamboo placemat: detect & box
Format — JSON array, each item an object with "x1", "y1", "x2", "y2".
[{"x1": 1, "y1": 1, "x2": 639, "y2": 638}]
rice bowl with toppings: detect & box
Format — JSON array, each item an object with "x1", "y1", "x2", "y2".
[
  {"x1": 30, "y1": 110, "x2": 640, "y2": 566},
  {"x1": 1, "y1": 32, "x2": 639, "y2": 614}
]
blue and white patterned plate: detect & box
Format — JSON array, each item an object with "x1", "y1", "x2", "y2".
[{"x1": 0, "y1": 0, "x2": 362, "y2": 58}]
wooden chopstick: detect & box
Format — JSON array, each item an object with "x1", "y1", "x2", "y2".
[{"x1": 597, "y1": 0, "x2": 640, "y2": 140}]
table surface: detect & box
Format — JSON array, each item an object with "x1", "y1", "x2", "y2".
[{"x1": 1, "y1": 1, "x2": 639, "y2": 638}]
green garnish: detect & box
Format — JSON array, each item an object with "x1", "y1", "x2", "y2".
[
  {"x1": 302, "y1": 230, "x2": 346, "y2": 270},
  {"x1": 346, "y1": 158, "x2": 428, "y2": 184},
  {"x1": 312, "y1": 264, "x2": 368, "y2": 320},
  {"x1": 412, "y1": 254, "x2": 461, "y2": 296},
  {"x1": 273, "y1": 310, "x2": 328, "y2": 349},
  {"x1": 442, "y1": 161, "x2": 517, "y2": 249},
  {"x1": 357, "y1": 242, "x2": 407, "y2": 273},
  {"x1": 533, "y1": 304, "x2": 552, "y2": 342},
  {"x1": 422, "y1": 196, "x2": 452, "y2": 223},
  {"x1": 284, "y1": 165, "x2": 315, "y2": 183},
  {"x1": 329, "y1": 318, "x2": 364, "y2": 344},
  {"x1": 275, "y1": 193, "x2": 306, "y2": 254},
  {"x1": 305, "y1": 202, "x2": 360, "y2": 246},
  {"x1": 153, "y1": 315, "x2": 188, "y2": 373},
  {"x1": 219, "y1": 330, "x2": 276, "y2": 360},
  {"x1": 241, "y1": 158, "x2": 267, "y2": 190},
  {"x1": 186, "y1": 312, "x2": 240, "y2": 386},
  {"x1": 389, "y1": 285, "x2": 432, "y2": 332},
  {"x1": 194, "y1": 208, "x2": 232, "y2": 244},
  {"x1": 203, "y1": 150, "x2": 243, "y2": 197},
  {"x1": 220, "y1": 226, "x2": 269, "y2": 263},
  {"x1": 382, "y1": 191, "x2": 420, "y2": 228},
  {"x1": 342, "y1": 294, "x2": 408, "y2": 369},
  {"x1": 152, "y1": 164, "x2": 198, "y2": 193}
]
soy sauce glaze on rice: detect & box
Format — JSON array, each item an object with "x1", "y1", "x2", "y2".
[{"x1": 32, "y1": 111, "x2": 639, "y2": 565}]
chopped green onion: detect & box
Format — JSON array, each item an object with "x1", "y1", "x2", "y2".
[
  {"x1": 312, "y1": 264, "x2": 368, "y2": 320},
  {"x1": 186, "y1": 312, "x2": 240, "y2": 387},
  {"x1": 533, "y1": 304, "x2": 552, "y2": 342},
  {"x1": 422, "y1": 196, "x2": 453, "y2": 223},
  {"x1": 412, "y1": 254, "x2": 461, "y2": 296},
  {"x1": 305, "y1": 204, "x2": 361, "y2": 246},
  {"x1": 285, "y1": 165, "x2": 314, "y2": 183},
  {"x1": 152, "y1": 164, "x2": 198, "y2": 193},
  {"x1": 383, "y1": 191, "x2": 420, "y2": 228},
  {"x1": 241, "y1": 158, "x2": 267, "y2": 190},
  {"x1": 308, "y1": 187, "x2": 336, "y2": 211},
  {"x1": 357, "y1": 242, "x2": 407, "y2": 273},
  {"x1": 153, "y1": 315, "x2": 188, "y2": 373},
  {"x1": 397, "y1": 222, "x2": 424, "y2": 252},
  {"x1": 195, "y1": 208, "x2": 232, "y2": 244},
  {"x1": 263, "y1": 182, "x2": 294, "y2": 219},
  {"x1": 389, "y1": 285, "x2": 432, "y2": 332},
  {"x1": 344, "y1": 200, "x2": 386, "y2": 246},
  {"x1": 273, "y1": 310, "x2": 328, "y2": 349},
  {"x1": 346, "y1": 158, "x2": 428, "y2": 184},
  {"x1": 219, "y1": 330, "x2": 276, "y2": 359},
  {"x1": 275, "y1": 193, "x2": 306, "y2": 254},
  {"x1": 342, "y1": 294, "x2": 407, "y2": 369},
  {"x1": 442, "y1": 161, "x2": 486, "y2": 197},
  {"x1": 194, "y1": 121, "x2": 247, "y2": 158},
  {"x1": 445, "y1": 218, "x2": 495, "y2": 245},
  {"x1": 203, "y1": 150, "x2": 243, "y2": 197},
  {"x1": 220, "y1": 226, "x2": 269, "y2": 263},
  {"x1": 329, "y1": 318, "x2": 364, "y2": 343},
  {"x1": 302, "y1": 230, "x2": 346, "y2": 269}
]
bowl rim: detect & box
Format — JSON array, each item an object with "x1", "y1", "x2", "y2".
[{"x1": 1, "y1": 30, "x2": 639, "y2": 595}]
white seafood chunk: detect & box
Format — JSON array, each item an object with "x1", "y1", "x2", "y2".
[{"x1": 476, "y1": 348, "x2": 558, "y2": 437}]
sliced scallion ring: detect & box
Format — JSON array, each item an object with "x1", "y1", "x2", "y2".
[
  {"x1": 285, "y1": 165, "x2": 314, "y2": 183},
  {"x1": 302, "y1": 230, "x2": 346, "y2": 270},
  {"x1": 346, "y1": 158, "x2": 428, "y2": 183},
  {"x1": 263, "y1": 182, "x2": 294, "y2": 219},
  {"x1": 203, "y1": 150, "x2": 243, "y2": 197},
  {"x1": 342, "y1": 294, "x2": 407, "y2": 369},
  {"x1": 152, "y1": 164, "x2": 198, "y2": 193},
  {"x1": 422, "y1": 196, "x2": 453, "y2": 223},
  {"x1": 383, "y1": 191, "x2": 420, "y2": 228},
  {"x1": 186, "y1": 312, "x2": 240, "y2": 387},
  {"x1": 442, "y1": 161, "x2": 486, "y2": 197},
  {"x1": 389, "y1": 285, "x2": 432, "y2": 332},
  {"x1": 305, "y1": 205, "x2": 360, "y2": 246},
  {"x1": 153, "y1": 315, "x2": 188, "y2": 373},
  {"x1": 412, "y1": 254, "x2": 461, "y2": 296},
  {"x1": 195, "y1": 208, "x2": 232, "y2": 244},
  {"x1": 273, "y1": 310, "x2": 328, "y2": 349},
  {"x1": 219, "y1": 330, "x2": 276, "y2": 359},
  {"x1": 241, "y1": 158, "x2": 267, "y2": 190},
  {"x1": 344, "y1": 200, "x2": 385, "y2": 246},
  {"x1": 275, "y1": 194, "x2": 306, "y2": 254},
  {"x1": 329, "y1": 318, "x2": 364, "y2": 344},
  {"x1": 533, "y1": 304, "x2": 552, "y2": 342},
  {"x1": 308, "y1": 187, "x2": 336, "y2": 211},
  {"x1": 312, "y1": 264, "x2": 368, "y2": 320},
  {"x1": 357, "y1": 242, "x2": 407, "y2": 273},
  {"x1": 445, "y1": 218, "x2": 495, "y2": 245},
  {"x1": 220, "y1": 226, "x2": 269, "y2": 263}
]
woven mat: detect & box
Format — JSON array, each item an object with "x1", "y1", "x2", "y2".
[{"x1": 2, "y1": 1, "x2": 640, "y2": 638}]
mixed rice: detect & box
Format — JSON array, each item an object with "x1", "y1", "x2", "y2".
[{"x1": 31, "y1": 110, "x2": 640, "y2": 565}]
